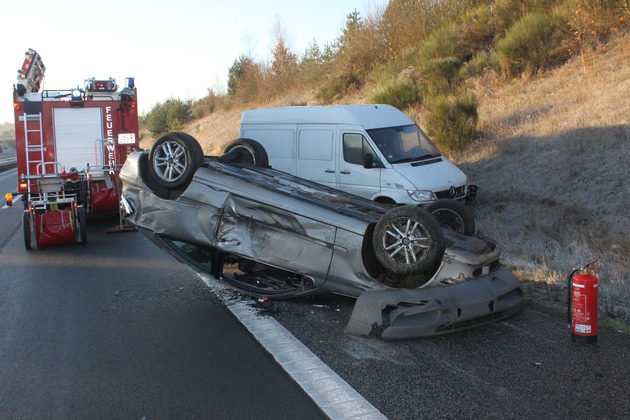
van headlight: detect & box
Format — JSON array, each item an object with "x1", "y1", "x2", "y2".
[{"x1": 407, "y1": 190, "x2": 436, "y2": 202}]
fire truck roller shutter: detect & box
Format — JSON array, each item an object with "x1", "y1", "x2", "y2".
[{"x1": 53, "y1": 108, "x2": 104, "y2": 176}]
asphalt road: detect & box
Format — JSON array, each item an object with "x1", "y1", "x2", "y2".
[
  {"x1": 264, "y1": 281, "x2": 630, "y2": 419},
  {"x1": 2, "y1": 167, "x2": 629, "y2": 419},
  {"x1": 0, "y1": 170, "x2": 325, "y2": 419}
]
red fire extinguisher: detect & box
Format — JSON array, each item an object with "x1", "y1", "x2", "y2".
[{"x1": 567, "y1": 262, "x2": 600, "y2": 344}]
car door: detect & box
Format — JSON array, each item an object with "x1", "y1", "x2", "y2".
[
  {"x1": 336, "y1": 130, "x2": 382, "y2": 200},
  {"x1": 216, "y1": 194, "x2": 336, "y2": 284}
]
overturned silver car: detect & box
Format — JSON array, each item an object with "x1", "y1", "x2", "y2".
[{"x1": 119, "y1": 132, "x2": 524, "y2": 339}]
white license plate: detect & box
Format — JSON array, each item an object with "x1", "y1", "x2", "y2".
[{"x1": 118, "y1": 133, "x2": 136, "y2": 145}]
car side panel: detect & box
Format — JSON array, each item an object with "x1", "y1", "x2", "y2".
[
  {"x1": 123, "y1": 184, "x2": 227, "y2": 248},
  {"x1": 324, "y1": 227, "x2": 387, "y2": 296},
  {"x1": 216, "y1": 194, "x2": 336, "y2": 287}
]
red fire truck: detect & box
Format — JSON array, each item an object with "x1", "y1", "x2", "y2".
[{"x1": 13, "y1": 48, "x2": 139, "y2": 249}]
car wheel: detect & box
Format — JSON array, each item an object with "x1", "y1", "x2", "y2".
[
  {"x1": 221, "y1": 138, "x2": 269, "y2": 167},
  {"x1": 373, "y1": 205, "x2": 444, "y2": 276},
  {"x1": 424, "y1": 198, "x2": 475, "y2": 235},
  {"x1": 23, "y1": 212, "x2": 32, "y2": 251},
  {"x1": 148, "y1": 132, "x2": 204, "y2": 190}
]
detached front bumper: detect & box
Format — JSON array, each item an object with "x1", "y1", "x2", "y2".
[{"x1": 346, "y1": 266, "x2": 524, "y2": 340}]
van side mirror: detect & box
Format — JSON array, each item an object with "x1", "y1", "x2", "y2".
[{"x1": 363, "y1": 153, "x2": 374, "y2": 169}]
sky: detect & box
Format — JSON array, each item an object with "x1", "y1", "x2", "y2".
[{"x1": 0, "y1": 0, "x2": 379, "y2": 124}]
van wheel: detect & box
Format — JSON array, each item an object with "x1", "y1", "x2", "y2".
[
  {"x1": 424, "y1": 198, "x2": 475, "y2": 235},
  {"x1": 373, "y1": 206, "x2": 444, "y2": 276},
  {"x1": 221, "y1": 138, "x2": 269, "y2": 167},
  {"x1": 148, "y1": 132, "x2": 204, "y2": 191}
]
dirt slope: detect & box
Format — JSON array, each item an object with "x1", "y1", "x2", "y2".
[{"x1": 459, "y1": 33, "x2": 629, "y2": 319}]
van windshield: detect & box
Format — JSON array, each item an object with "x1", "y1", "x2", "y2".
[{"x1": 367, "y1": 124, "x2": 442, "y2": 164}]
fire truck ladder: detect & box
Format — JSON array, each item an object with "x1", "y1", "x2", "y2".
[
  {"x1": 22, "y1": 112, "x2": 45, "y2": 179},
  {"x1": 20, "y1": 112, "x2": 70, "y2": 205}
]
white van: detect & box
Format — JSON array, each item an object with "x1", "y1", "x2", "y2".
[{"x1": 238, "y1": 104, "x2": 476, "y2": 205}]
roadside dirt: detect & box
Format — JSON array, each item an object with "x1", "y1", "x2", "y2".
[{"x1": 251, "y1": 291, "x2": 630, "y2": 420}]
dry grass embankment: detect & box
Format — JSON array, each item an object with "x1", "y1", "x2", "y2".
[
  {"x1": 139, "y1": 110, "x2": 241, "y2": 154},
  {"x1": 460, "y1": 34, "x2": 630, "y2": 320},
  {"x1": 140, "y1": 34, "x2": 630, "y2": 321}
]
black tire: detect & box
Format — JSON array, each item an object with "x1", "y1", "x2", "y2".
[
  {"x1": 77, "y1": 207, "x2": 87, "y2": 245},
  {"x1": 221, "y1": 138, "x2": 269, "y2": 167},
  {"x1": 23, "y1": 212, "x2": 32, "y2": 251},
  {"x1": 148, "y1": 132, "x2": 204, "y2": 191},
  {"x1": 79, "y1": 179, "x2": 89, "y2": 211},
  {"x1": 424, "y1": 198, "x2": 475, "y2": 235},
  {"x1": 373, "y1": 206, "x2": 444, "y2": 276}
]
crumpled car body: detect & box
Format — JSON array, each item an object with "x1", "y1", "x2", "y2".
[{"x1": 119, "y1": 134, "x2": 524, "y2": 339}]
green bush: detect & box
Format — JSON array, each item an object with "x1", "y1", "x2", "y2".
[
  {"x1": 145, "y1": 103, "x2": 168, "y2": 138},
  {"x1": 421, "y1": 57, "x2": 464, "y2": 90},
  {"x1": 423, "y1": 90, "x2": 478, "y2": 154},
  {"x1": 458, "y1": 5, "x2": 498, "y2": 60},
  {"x1": 145, "y1": 98, "x2": 191, "y2": 138},
  {"x1": 497, "y1": 13, "x2": 555, "y2": 77},
  {"x1": 368, "y1": 78, "x2": 421, "y2": 110},
  {"x1": 461, "y1": 50, "x2": 501, "y2": 77},
  {"x1": 367, "y1": 60, "x2": 405, "y2": 85},
  {"x1": 418, "y1": 25, "x2": 465, "y2": 91},
  {"x1": 165, "y1": 99, "x2": 191, "y2": 131},
  {"x1": 494, "y1": 0, "x2": 530, "y2": 33},
  {"x1": 419, "y1": 24, "x2": 462, "y2": 62}
]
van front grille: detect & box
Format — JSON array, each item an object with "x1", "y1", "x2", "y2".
[{"x1": 435, "y1": 186, "x2": 466, "y2": 200}]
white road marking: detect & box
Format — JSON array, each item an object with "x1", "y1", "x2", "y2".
[{"x1": 198, "y1": 274, "x2": 386, "y2": 420}]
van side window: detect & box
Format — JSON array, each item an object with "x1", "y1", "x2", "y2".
[{"x1": 343, "y1": 133, "x2": 375, "y2": 165}]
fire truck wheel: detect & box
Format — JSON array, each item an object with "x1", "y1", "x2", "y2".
[
  {"x1": 424, "y1": 198, "x2": 475, "y2": 236},
  {"x1": 221, "y1": 138, "x2": 269, "y2": 167},
  {"x1": 148, "y1": 132, "x2": 204, "y2": 191},
  {"x1": 23, "y1": 212, "x2": 33, "y2": 251},
  {"x1": 79, "y1": 179, "x2": 88, "y2": 208},
  {"x1": 372, "y1": 205, "x2": 444, "y2": 276},
  {"x1": 78, "y1": 207, "x2": 87, "y2": 245}
]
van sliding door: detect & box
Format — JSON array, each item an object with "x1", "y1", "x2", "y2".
[{"x1": 296, "y1": 125, "x2": 336, "y2": 189}]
